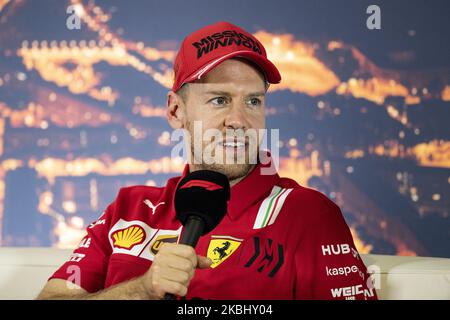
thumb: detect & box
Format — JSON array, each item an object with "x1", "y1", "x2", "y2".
[{"x1": 196, "y1": 255, "x2": 212, "y2": 269}]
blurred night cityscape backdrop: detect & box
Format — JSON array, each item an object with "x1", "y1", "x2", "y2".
[{"x1": 0, "y1": 0, "x2": 449, "y2": 257}]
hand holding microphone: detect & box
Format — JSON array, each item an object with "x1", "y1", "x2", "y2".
[
  {"x1": 139, "y1": 170, "x2": 230, "y2": 300},
  {"x1": 141, "y1": 242, "x2": 212, "y2": 299}
]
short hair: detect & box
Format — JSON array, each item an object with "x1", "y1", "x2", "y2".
[{"x1": 176, "y1": 83, "x2": 190, "y2": 102}]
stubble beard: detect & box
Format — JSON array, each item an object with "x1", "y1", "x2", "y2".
[{"x1": 187, "y1": 120, "x2": 257, "y2": 182}]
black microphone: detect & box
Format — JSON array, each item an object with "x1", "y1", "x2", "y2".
[{"x1": 164, "y1": 170, "x2": 230, "y2": 300}]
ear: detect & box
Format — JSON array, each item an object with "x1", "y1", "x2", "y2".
[{"x1": 166, "y1": 90, "x2": 185, "y2": 129}]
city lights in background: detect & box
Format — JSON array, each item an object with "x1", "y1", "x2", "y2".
[{"x1": 0, "y1": 0, "x2": 448, "y2": 257}]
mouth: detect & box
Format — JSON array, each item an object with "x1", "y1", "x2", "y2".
[{"x1": 217, "y1": 138, "x2": 248, "y2": 150}]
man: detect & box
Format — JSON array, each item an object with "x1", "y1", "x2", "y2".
[{"x1": 38, "y1": 21, "x2": 377, "y2": 300}]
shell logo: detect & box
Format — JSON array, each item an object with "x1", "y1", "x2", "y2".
[{"x1": 111, "y1": 225, "x2": 146, "y2": 250}]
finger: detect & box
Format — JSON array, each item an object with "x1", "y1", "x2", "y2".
[
  {"x1": 160, "y1": 244, "x2": 197, "y2": 265},
  {"x1": 152, "y1": 277, "x2": 188, "y2": 298},
  {"x1": 197, "y1": 255, "x2": 212, "y2": 269},
  {"x1": 165, "y1": 256, "x2": 195, "y2": 280},
  {"x1": 155, "y1": 253, "x2": 195, "y2": 273},
  {"x1": 159, "y1": 267, "x2": 192, "y2": 286},
  {"x1": 168, "y1": 257, "x2": 195, "y2": 274}
]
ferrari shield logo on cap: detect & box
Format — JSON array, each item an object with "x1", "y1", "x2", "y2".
[{"x1": 207, "y1": 235, "x2": 242, "y2": 268}]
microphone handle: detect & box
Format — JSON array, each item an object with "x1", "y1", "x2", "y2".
[
  {"x1": 179, "y1": 215, "x2": 205, "y2": 246},
  {"x1": 164, "y1": 215, "x2": 205, "y2": 300}
]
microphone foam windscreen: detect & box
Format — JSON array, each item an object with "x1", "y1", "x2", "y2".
[{"x1": 175, "y1": 170, "x2": 230, "y2": 234}]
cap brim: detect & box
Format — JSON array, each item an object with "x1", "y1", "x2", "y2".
[{"x1": 184, "y1": 50, "x2": 281, "y2": 86}]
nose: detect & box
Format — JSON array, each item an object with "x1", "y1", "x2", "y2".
[{"x1": 224, "y1": 104, "x2": 248, "y2": 130}]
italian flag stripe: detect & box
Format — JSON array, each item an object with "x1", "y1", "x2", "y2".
[
  {"x1": 253, "y1": 186, "x2": 293, "y2": 229},
  {"x1": 262, "y1": 188, "x2": 287, "y2": 227},
  {"x1": 253, "y1": 186, "x2": 281, "y2": 229},
  {"x1": 268, "y1": 188, "x2": 293, "y2": 226}
]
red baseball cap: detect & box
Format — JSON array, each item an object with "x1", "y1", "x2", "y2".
[{"x1": 172, "y1": 21, "x2": 281, "y2": 92}]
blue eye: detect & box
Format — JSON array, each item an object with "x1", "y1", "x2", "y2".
[
  {"x1": 211, "y1": 97, "x2": 227, "y2": 105},
  {"x1": 247, "y1": 98, "x2": 262, "y2": 106}
]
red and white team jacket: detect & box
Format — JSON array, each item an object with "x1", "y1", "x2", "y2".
[{"x1": 50, "y1": 157, "x2": 377, "y2": 300}]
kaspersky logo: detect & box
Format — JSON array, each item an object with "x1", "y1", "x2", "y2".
[
  {"x1": 111, "y1": 225, "x2": 146, "y2": 250},
  {"x1": 207, "y1": 235, "x2": 242, "y2": 268}
]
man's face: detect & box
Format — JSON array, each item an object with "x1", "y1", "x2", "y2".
[{"x1": 168, "y1": 58, "x2": 267, "y2": 182}]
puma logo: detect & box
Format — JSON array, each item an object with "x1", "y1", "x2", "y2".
[{"x1": 143, "y1": 199, "x2": 165, "y2": 215}]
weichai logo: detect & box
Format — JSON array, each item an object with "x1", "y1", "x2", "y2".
[
  {"x1": 192, "y1": 30, "x2": 263, "y2": 59},
  {"x1": 111, "y1": 225, "x2": 146, "y2": 250},
  {"x1": 330, "y1": 285, "x2": 375, "y2": 299}
]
